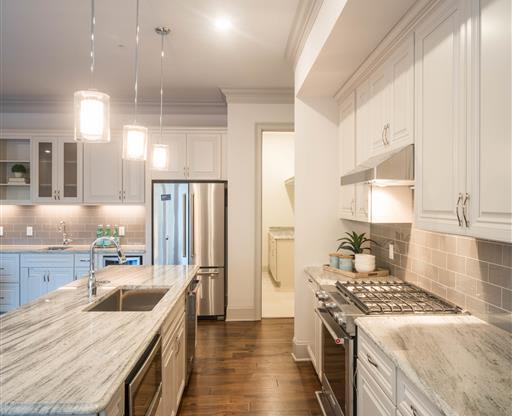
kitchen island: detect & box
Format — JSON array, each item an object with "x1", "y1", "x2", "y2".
[{"x1": 0, "y1": 264, "x2": 198, "y2": 415}]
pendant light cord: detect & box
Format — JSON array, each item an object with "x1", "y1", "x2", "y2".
[
  {"x1": 133, "y1": 0, "x2": 141, "y2": 122},
  {"x1": 159, "y1": 32, "x2": 165, "y2": 141},
  {"x1": 90, "y1": 0, "x2": 95, "y2": 87}
]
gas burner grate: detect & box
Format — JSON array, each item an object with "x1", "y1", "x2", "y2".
[{"x1": 335, "y1": 280, "x2": 461, "y2": 315}]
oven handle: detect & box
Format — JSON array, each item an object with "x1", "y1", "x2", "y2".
[{"x1": 315, "y1": 308, "x2": 349, "y2": 345}]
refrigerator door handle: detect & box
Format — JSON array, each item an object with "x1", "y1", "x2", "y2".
[
  {"x1": 182, "y1": 193, "x2": 187, "y2": 258},
  {"x1": 191, "y1": 193, "x2": 195, "y2": 257}
]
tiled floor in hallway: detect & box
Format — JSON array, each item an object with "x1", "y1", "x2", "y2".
[{"x1": 178, "y1": 318, "x2": 322, "y2": 416}]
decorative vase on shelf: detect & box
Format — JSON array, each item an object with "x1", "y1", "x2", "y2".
[{"x1": 14, "y1": 172, "x2": 23, "y2": 178}]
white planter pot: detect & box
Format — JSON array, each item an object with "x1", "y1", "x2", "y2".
[
  {"x1": 354, "y1": 254, "x2": 376, "y2": 273},
  {"x1": 13, "y1": 172, "x2": 23, "y2": 178}
]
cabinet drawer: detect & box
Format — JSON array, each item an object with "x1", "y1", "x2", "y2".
[
  {"x1": 357, "y1": 359, "x2": 395, "y2": 416},
  {"x1": 21, "y1": 254, "x2": 74, "y2": 268},
  {"x1": 397, "y1": 370, "x2": 442, "y2": 416},
  {"x1": 161, "y1": 294, "x2": 185, "y2": 348},
  {"x1": 74, "y1": 253, "x2": 91, "y2": 266},
  {"x1": 0, "y1": 254, "x2": 20, "y2": 283},
  {"x1": 75, "y1": 267, "x2": 89, "y2": 280},
  {"x1": 358, "y1": 329, "x2": 396, "y2": 403},
  {"x1": 0, "y1": 283, "x2": 20, "y2": 311}
]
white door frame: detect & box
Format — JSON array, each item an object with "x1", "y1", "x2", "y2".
[{"x1": 254, "y1": 123, "x2": 294, "y2": 320}]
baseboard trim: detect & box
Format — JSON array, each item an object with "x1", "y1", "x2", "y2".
[
  {"x1": 226, "y1": 306, "x2": 257, "y2": 321},
  {"x1": 292, "y1": 337, "x2": 311, "y2": 361}
]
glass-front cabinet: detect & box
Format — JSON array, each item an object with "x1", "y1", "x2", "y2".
[{"x1": 32, "y1": 137, "x2": 82, "y2": 203}]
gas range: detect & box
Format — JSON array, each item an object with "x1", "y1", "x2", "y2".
[{"x1": 316, "y1": 279, "x2": 462, "y2": 337}]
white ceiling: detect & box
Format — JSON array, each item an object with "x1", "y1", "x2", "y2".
[{"x1": 0, "y1": 0, "x2": 300, "y2": 105}]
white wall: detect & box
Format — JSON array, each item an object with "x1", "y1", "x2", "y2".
[
  {"x1": 225, "y1": 101, "x2": 294, "y2": 321},
  {"x1": 261, "y1": 131, "x2": 295, "y2": 268}
]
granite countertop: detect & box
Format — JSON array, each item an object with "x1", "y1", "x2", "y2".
[
  {"x1": 268, "y1": 227, "x2": 294, "y2": 240},
  {"x1": 305, "y1": 265, "x2": 400, "y2": 286},
  {"x1": 0, "y1": 244, "x2": 146, "y2": 254},
  {"x1": 0, "y1": 264, "x2": 198, "y2": 415},
  {"x1": 356, "y1": 315, "x2": 512, "y2": 416}
]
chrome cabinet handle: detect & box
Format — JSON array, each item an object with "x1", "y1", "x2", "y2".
[
  {"x1": 381, "y1": 125, "x2": 386, "y2": 145},
  {"x1": 118, "y1": 190, "x2": 122, "y2": 200},
  {"x1": 462, "y1": 193, "x2": 470, "y2": 227},
  {"x1": 456, "y1": 193, "x2": 463, "y2": 227},
  {"x1": 384, "y1": 123, "x2": 390, "y2": 144},
  {"x1": 123, "y1": 190, "x2": 126, "y2": 200},
  {"x1": 366, "y1": 353, "x2": 379, "y2": 369},
  {"x1": 410, "y1": 404, "x2": 419, "y2": 416}
]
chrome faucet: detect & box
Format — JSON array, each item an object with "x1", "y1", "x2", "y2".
[
  {"x1": 58, "y1": 221, "x2": 72, "y2": 245},
  {"x1": 88, "y1": 236, "x2": 126, "y2": 297}
]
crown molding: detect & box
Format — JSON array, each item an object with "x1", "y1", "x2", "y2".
[
  {"x1": 0, "y1": 96, "x2": 227, "y2": 115},
  {"x1": 285, "y1": 0, "x2": 324, "y2": 67},
  {"x1": 220, "y1": 88, "x2": 294, "y2": 104}
]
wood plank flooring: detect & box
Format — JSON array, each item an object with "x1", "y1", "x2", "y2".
[{"x1": 178, "y1": 318, "x2": 322, "y2": 416}]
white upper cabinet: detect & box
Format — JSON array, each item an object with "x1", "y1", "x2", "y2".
[
  {"x1": 338, "y1": 92, "x2": 356, "y2": 220},
  {"x1": 369, "y1": 35, "x2": 414, "y2": 157},
  {"x1": 187, "y1": 133, "x2": 221, "y2": 180},
  {"x1": 83, "y1": 133, "x2": 145, "y2": 204},
  {"x1": 466, "y1": 0, "x2": 512, "y2": 242},
  {"x1": 414, "y1": 0, "x2": 468, "y2": 236},
  {"x1": 356, "y1": 80, "x2": 371, "y2": 166},
  {"x1": 415, "y1": 0, "x2": 511, "y2": 242},
  {"x1": 32, "y1": 137, "x2": 82, "y2": 203},
  {"x1": 148, "y1": 130, "x2": 223, "y2": 180},
  {"x1": 83, "y1": 135, "x2": 123, "y2": 203}
]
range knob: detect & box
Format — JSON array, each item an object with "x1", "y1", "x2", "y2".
[
  {"x1": 316, "y1": 291, "x2": 329, "y2": 301},
  {"x1": 333, "y1": 312, "x2": 346, "y2": 325},
  {"x1": 325, "y1": 301, "x2": 337, "y2": 310}
]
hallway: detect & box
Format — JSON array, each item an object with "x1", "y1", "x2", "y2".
[{"x1": 178, "y1": 319, "x2": 322, "y2": 415}]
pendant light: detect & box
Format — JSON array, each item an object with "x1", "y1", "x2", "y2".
[
  {"x1": 122, "y1": 0, "x2": 148, "y2": 161},
  {"x1": 151, "y1": 26, "x2": 170, "y2": 171},
  {"x1": 74, "y1": 0, "x2": 111, "y2": 143}
]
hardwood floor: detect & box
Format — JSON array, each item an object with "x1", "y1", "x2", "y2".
[{"x1": 178, "y1": 318, "x2": 322, "y2": 416}]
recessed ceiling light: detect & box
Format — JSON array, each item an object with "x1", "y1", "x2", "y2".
[{"x1": 214, "y1": 17, "x2": 232, "y2": 32}]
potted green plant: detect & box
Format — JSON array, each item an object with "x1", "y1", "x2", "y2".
[
  {"x1": 337, "y1": 231, "x2": 378, "y2": 272},
  {"x1": 11, "y1": 164, "x2": 27, "y2": 178}
]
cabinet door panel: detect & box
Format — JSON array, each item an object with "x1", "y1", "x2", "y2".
[
  {"x1": 123, "y1": 160, "x2": 145, "y2": 204},
  {"x1": 467, "y1": 0, "x2": 512, "y2": 242},
  {"x1": 174, "y1": 321, "x2": 186, "y2": 404},
  {"x1": 162, "y1": 343, "x2": 176, "y2": 416},
  {"x1": 0, "y1": 283, "x2": 20, "y2": 312},
  {"x1": 59, "y1": 140, "x2": 83, "y2": 203},
  {"x1": 83, "y1": 136, "x2": 123, "y2": 203},
  {"x1": 356, "y1": 80, "x2": 371, "y2": 166},
  {"x1": 369, "y1": 65, "x2": 392, "y2": 156},
  {"x1": 149, "y1": 133, "x2": 187, "y2": 180},
  {"x1": 47, "y1": 268, "x2": 74, "y2": 291},
  {"x1": 187, "y1": 134, "x2": 221, "y2": 179},
  {"x1": 390, "y1": 34, "x2": 414, "y2": 148},
  {"x1": 357, "y1": 361, "x2": 395, "y2": 416},
  {"x1": 33, "y1": 138, "x2": 58, "y2": 202},
  {"x1": 21, "y1": 268, "x2": 47, "y2": 304},
  {"x1": 339, "y1": 93, "x2": 356, "y2": 220},
  {"x1": 415, "y1": 0, "x2": 467, "y2": 235}
]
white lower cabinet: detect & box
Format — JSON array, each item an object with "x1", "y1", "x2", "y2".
[
  {"x1": 161, "y1": 295, "x2": 187, "y2": 416},
  {"x1": 268, "y1": 234, "x2": 294, "y2": 289},
  {"x1": 357, "y1": 361, "x2": 395, "y2": 416},
  {"x1": 305, "y1": 274, "x2": 322, "y2": 379},
  {"x1": 0, "y1": 253, "x2": 20, "y2": 312},
  {"x1": 357, "y1": 327, "x2": 442, "y2": 416}
]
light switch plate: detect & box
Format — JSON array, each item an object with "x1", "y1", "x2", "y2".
[
  {"x1": 119, "y1": 226, "x2": 125, "y2": 236},
  {"x1": 0, "y1": 226, "x2": 3, "y2": 237},
  {"x1": 388, "y1": 243, "x2": 394, "y2": 260},
  {"x1": 26, "y1": 226, "x2": 33, "y2": 237}
]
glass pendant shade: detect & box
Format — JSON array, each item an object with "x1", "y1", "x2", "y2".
[
  {"x1": 151, "y1": 143, "x2": 169, "y2": 170},
  {"x1": 122, "y1": 125, "x2": 148, "y2": 161},
  {"x1": 74, "y1": 90, "x2": 111, "y2": 143}
]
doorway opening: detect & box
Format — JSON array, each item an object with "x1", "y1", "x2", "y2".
[{"x1": 261, "y1": 131, "x2": 295, "y2": 318}]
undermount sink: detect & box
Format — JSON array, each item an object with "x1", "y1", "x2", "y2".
[
  {"x1": 46, "y1": 246, "x2": 70, "y2": 251},
  {"x1": 86, "y1": 288, "x2": 169, "y2": 312}
]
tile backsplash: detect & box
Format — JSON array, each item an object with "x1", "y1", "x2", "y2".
[
  {"x1": 0, "y1": 205, "x2": 146, "y2": 245},
  {"x1": 371, "y1": 224, "x2": 512, "y2": 331}
]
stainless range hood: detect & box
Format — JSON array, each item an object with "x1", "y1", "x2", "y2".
[{"x1": 340, "y1": 144, "x2": 414, "y2": 186}]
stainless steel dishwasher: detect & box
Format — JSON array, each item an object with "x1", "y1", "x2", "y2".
[{"x1": 186, "y1": 278, "x2": 200, "y2": 384}]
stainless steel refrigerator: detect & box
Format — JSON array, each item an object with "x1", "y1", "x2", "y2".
[{"x1": 152, "y1": 181, "x2": 226, "y2": 318}]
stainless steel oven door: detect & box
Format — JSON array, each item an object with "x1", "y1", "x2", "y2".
[
  {"x1": 316, "y1": 308, "x2": 354, "y2": 416},
  {"x1": 127, "y1": 336, "x2": 162, "y2": 416}
]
